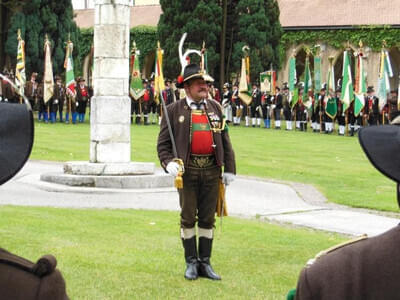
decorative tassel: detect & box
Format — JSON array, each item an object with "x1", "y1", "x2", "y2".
[
  {"x1": 216, "y1": 179, "x2": 228, "y2": 217},
  {"x1": 173, "y1": 158, "x2": 184, "y2": 189}
]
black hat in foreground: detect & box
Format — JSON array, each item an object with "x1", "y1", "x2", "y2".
[
  {"x1": 176, "y1": 63, "x2": 214, "y2": 88},
  {"x1": 0, "y1": 102, "x2": 34, "y2": 185},
  {"x1": 358, "y1": 125, "x2": 400, "y2": 206}
]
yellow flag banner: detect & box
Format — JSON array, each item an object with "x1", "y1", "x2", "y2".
[
  {"x1": 154, "y1": 44, "x2": 165, "y2": 105},
  {"x1": 238, "y1": 58, "x2": 252, "y2": 105},
  {"x1": 43, "y1": 36, "x2": 54, "y2": 104}
]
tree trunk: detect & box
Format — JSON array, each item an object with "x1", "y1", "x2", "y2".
[
  {"x1": 219, "y1": 0, "x2": 227, "y2": 90},
  {"x1": 0, "y1": 4, "x2": 4, "y2": 71}
]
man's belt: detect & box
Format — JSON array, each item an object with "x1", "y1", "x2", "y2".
[{"x1": 188, "y1": 154, "x2": 215, "y2": 168}]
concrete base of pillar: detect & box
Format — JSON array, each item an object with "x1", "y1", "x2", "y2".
[
  {"x1": 39, "y1": 161, "x2": 174, "y2": 189},
  {"x1": 64, "y1": 161, "x2": 155, "y2": 175}
]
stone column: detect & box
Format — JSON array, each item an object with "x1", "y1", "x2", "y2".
[{"x1": 91, "y1": 0, "x2": 131, "y2": 163}]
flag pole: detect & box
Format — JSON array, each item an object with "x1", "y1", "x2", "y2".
[{"x1": 17, "y1": 29, "x2": 23, "y2": 104}]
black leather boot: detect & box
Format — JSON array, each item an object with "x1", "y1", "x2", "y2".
[
  {"x1": 198, "y1": 237, "x2": 221, "y2": 280},
  {"x1": 182, "y1": 236, "x2": 199, "y2": 280}
]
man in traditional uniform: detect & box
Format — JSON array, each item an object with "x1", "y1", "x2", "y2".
[
  {"x1": 336, "y1": 89, "x2": 345, "y2": 135},
  {"x1": 273, "y1": 87, "x2": 283, "y2": 129},
  {"x1": 1, "y1": 71, "x2": 15, "y2": 103},
  {"x1": 293, "y1": 122, "x2": 400, "y2": 300},
  {"x1": 231, "y1": 84, "x2": 241, "y2": 126},
  {"x1": 388, "y1": 90, "x2": 399, "y2": 121},
  {"x1": 318, "y1": 87, "x2": 326, "y2": 132},
  {"x1": 141, "y1": 79, "x2": 152, "y2": 125},
  {"x1": 364, "y1": 86, "x2": 379, "y2": 126},
  {"x1": 76, "y1": 77, "x2": 90, "y2": 123},
  {"x1": 282, "y1": 85, "x2": 292, "y2": 130},
  {"x1": 0, "y1": 95, "x2": 69, "y2": 300},
  {"x1": 250, "y1": 83, "x2": 262, "y2": 127},
  {"x1": 65, "y1": 80, "x2": 77, "y2": 124},
  {"x1": 221, "y1": 83, "x2": 232, "y2": 123},
  {"x1": 37, "y1": 78, "x2": 46, "y2": 122},
  {"x1": 149, "y1": 79, "x2": 158, "y2": 124},
  {"x1": 49, "y1": 76, "x2": 65, "y2": 123},
  {"x1": 25, "y1": 72, "x2": 38, "y2": 109},
  {"x1": 157, "y1": 63, "x2": 236, "y2": 281}
]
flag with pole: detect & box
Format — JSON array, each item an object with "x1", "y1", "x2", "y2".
[
  {"x1": 354, "y1": 42, "x2": 367, "y2": 116},
  {"x1": 288, "y1": 54, "x2": 297, "y2": 108},
  {"x1": 325, "y1": 57, "x2": 337, "y2": 119},
  {"x1": 129, "y1": 41, "x2": 145, "y2": 100},
  {"x1": 260, "y1": 68, "x2": 276, "y2": 95},
  {"x1": 313, "y1": 53, "x2": 322, "y2": 108},
  {"x1": 43, "y1": 34, "x2": 54, "y2": 104},
  {"x1": 15, "y1": 29, "x2": 26, "y2": 99},
  {"x1": 377, "y1": 45, "x2": 393, "y2": 112},
  {"x1": 154, "y1": 41, "x2": 165, "y2": 105},
  {"x1": 303, "y1": 55, "x2": 312, "y2": 102},
  {"x1": 340, "y1": 50, "x2": 353, "y2": 111},
  {"x1": 200, "y1": 41, "x2": 209, "y2": 74},
  {"x1": 64, "y1": 38, "x2": 76, "y2": 97},
  {"x1": 238, "y1": 45, "x2": 252, "y2": 105},
  {"x1": 397, "y1": 74, "x2": 400, "y2": 111}
]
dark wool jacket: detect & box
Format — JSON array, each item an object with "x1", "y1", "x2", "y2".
[
  {"x1": 157, "y1": 98, "x2": 236, "y2": 174},
  {"x1": 295, "y1": 225, "x2": 400, "y2": 300},
  {"x1": 0, "y1": 248, "x2": 69, "y2": 300}
]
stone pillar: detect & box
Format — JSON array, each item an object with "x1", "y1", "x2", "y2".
[{"x1": 91, "y1": 0, "x2": 131, "y2": 163}]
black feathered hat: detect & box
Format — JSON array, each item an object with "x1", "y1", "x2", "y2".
[
  {"x1": 176, "y1": 63, "x2": 214, "y2": 88},
  {"x1": 0, "y1": 102, "x2": 34, "y2": 185},
  {"x1": 358, "y1": 125, "x2": 400, "y2": 206}
]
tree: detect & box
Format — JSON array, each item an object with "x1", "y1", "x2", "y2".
[
  {"x1": 158, "y1": 0, "x2": 221, "y2": 82},
  {"x1": 4, "y1": 0, "x2": 80, "y2": 78},
  {"x1": 159, "y1": 0, "x2": 282, "y2": 87},
  {"x1": 230, "y1": 0, "x2": 282, "y2": 83}
]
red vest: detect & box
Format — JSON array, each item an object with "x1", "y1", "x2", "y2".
[{"x1": 191, "y1": 110, "x2": 214, "y2": 155}]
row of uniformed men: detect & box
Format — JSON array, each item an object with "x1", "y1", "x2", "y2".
[
  {"x1": 220, "y1": 83, "x2": 400, "y2": 136},
  {"x1": 0, "y1": 71, "x2": 92, "y2": 124}
]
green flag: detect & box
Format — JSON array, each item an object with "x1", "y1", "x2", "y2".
[
  {"x1": 326, "y1": 96, "x2": 337, "y2": 119},
  {"x1": 130, "y1": 47, "x2": 145, "y2": 100},
  {"x1": 288, "y1": 56, "x2": 296, "y2": 108},
  {"x1": 303, "y1": 57, "x2": 312, "y2": 102},
  {"x1": 340, "y1": 51, "x2": 353, "y2": 111},
  {"x1": 377, "y1": 50, "x2": 393, "y2": 111},
  {"x1": 290, "y1": 87, "x2": 299, "y2": 109},
  {"x1": 64, "y1": 40, "x2": 76, "y2": 97},
  {"x1": 314, "y1": 56, "x2": 321, "y2": 107},
  {"x1": 354, "y1": 52, "x2": 366, "y2": 116}
]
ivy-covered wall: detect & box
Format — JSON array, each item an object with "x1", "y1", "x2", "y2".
[
  {"x1": 77, "y1": 25, "x2": 157, "y2": 76},
  {"x1": 281, "y1": 26, "x2": 400, "y2": 60},
  {"x1": 278, "y1": 26, "x2": 400, "y2": 89}
]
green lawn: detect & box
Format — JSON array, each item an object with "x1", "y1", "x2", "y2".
[
  {"x1": 1, "y1": 206, "x2": 345, "y2": 299},
  {"x1": 31, "y1": 120, "x2": 398, "y2": 212}
]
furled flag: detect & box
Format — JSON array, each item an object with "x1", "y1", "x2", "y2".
[
  {"x1": 340, "y1": 50, "x2": 353, "y2": 111},
  {"x1": 314, "y1": 55, "x2": 322, "y2": 108},
  {"x1": 129, "y1": 42, "x2": 145, "y2": 100},
  {"x1": 397, "y1": 75, "x2": 400, "y2": 111},
  {"x1": 15, "y1": 29, "x2": 26, "y2": 98},
  {"x1": 200, "y1": 41, "x2": 208, "y2": 74},
  {"x1": 64, "y1": 39, "x2": 76, "y2": 97},
  {"x1": 354, "y1": 50, "x2": 367, "y2": 116},
  {"x1": 288, "y1": 55, "x2": 297, "y2": 108},
  {"x1": 238, "y1": 46, "x2": 252, "y2": 105},
  {"x1": 303, "y1": 56, "x2": 312, "y2": 102},
  {"x1": 43, "y1": 35, "x2": 54, "y2": 104},
  {"x1": 377, "y1": 49, "x2": 393, "y2": 112},
  {"x1": 154, "y1": 41, "x2": 165, "y2": 105},
  {"x1": 325, "y1": 57, "x2": 337, "y2": 119}
]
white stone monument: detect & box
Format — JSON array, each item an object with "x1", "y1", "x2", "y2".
[{"x1": 41, "y1": 0, "x2": 173, "y2": 189}]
